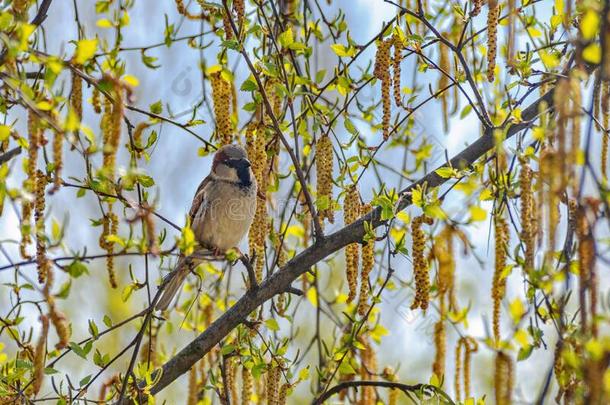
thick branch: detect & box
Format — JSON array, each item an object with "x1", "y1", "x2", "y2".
[
  {"x1": 0, "y1": 147, "x2": 21, "y2": 165},
  {"x1": 312, "y1": 380, "x2": 455, "y2": 405},
  {"x1": 116, "y1": 86, "x2": 555, "y2": 402}
]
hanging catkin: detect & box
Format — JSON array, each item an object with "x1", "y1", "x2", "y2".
[
  {"x1": 31, "y1": 315, "x2": 49, "y2": 395},
  {"x1": 35, "y1": 170, "x2": 49, "y2": 284},
  {"x1": 487, "y1": 0, "x2": 499, "y2": 82},
  {"x1": 246, "y1": 122, "x2": 268, "y2": 283},
  {"x1": 315, "y1": 135, "x2": 334, "y2": 224},
  {"x1": 411, "y1": 215, "x2": 433, "y2": 310},
  {"x1": 344, "y1": 186, "x2": 361, "y2": 303},
  {"x1": 210, "y1": 70, "x2": 234, "y2": 145},
  {"x1": 492, "y1": 213, "x2": 509, "y2": 343},
  {"x1": 21, "y1": 110, "x2": 42, "y2": 259},
  {"x1": 494, "y1": 352, "x2": 514, "y2": 405},
  {"x1": 358, "y1": 203, "x2": 374, "y2": 315},
  {"x1": 374, "y1": 38, "x2": 392, "y2": 140},
  {"x1": 520, "y1": 161, "x2": 534, "y2": 273}
]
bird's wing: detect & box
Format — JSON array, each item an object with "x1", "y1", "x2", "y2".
[{"x1": 188, "y1": 175, "x2": 211, "y2": 222}]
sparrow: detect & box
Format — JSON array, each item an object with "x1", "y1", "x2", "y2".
[{"x1": 156, "y1": 144, "x2": 257, "y2": 310}]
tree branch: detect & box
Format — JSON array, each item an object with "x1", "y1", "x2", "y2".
[
  {"x1": 114, "y1": 81, "x2": 556, "y2": 403},
  {"x1": 312, "y1": 380, "x2": 455, "y2": 405},
  {"x1": 0, "y1": 147, "x2": 21, "y2": 165}
]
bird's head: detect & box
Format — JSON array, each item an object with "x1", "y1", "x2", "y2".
[{"x1": 211, "y1": 144, "x2": 253, "y2": 187}]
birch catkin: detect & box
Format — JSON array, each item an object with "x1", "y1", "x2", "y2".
[
  {"x1": 487, "y1": 0, "x2": 499, "y2": 82},
  {"x1": 315, "y1": 135, "x2": 334, "y2": 224},
  {"x1": 210, "y1": 71, "x2": 233, "y2": 145},
  {"x1": 358, "y1": 203, "x2": 374, "y2": 315},
  {"x1": 492, "y1": 213, "x2": 509, "y2": 344},
  {"x1": 411, "y1": 215, "x2": 433, "y2": 310},
  {"x1": 35, "y1": 170, "x2": 49, "y2": 284},
  {"x1": 344, "y1": 186, "x2": 361, "y2": 303},
  {"x1": 374, "y1": 38, "x2": 392, "y2": 140}
]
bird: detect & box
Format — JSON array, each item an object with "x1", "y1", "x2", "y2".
[{"x1": 155, "y1": 144, "x2": 257, "y2": 311}]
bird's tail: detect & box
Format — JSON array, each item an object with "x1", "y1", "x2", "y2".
[{"x1": 155, "y1": 257, "x2": 191, "y2": 311}]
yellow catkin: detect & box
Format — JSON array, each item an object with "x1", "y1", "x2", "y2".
[
  {"x1": 492, "y1": 214, "x2": 508, "y2": 344},
  {"x1": 383, "y1": 367, "x2": 398, "y2": 405},
  {"x1": 411, "y1": 215, "x2": 433, "y2": 311},
  {"x1": 576, "y1": 204, "x2": 596, "y2": 335},
  {"x1": 140, "y1": 335, "x2": 158, "y2": 368},
  {"x1": 470, "y1": 0, "x2": 484, "y2": 16},
  {"x1": 540, "y1": 147, "x2": 560, "y2": 251},
  {"x1": 278, "y1": 383, "x2": 289, "y2": 405},
  {"x1": 265, "y1": 78, "x2": 282, "y2": 120},
  {"x1": 601, "y1": 81, "x2": 609, "y2": 182},
  {"x1": 519, "y1": 161, "x2": 534, "y2": 273},
  {"x1": 455, "y1": 337, "x2": 463, "y2": 402},
  {"x1": 32, "y1": 315, "x2": 49, "y2": 395},
  {"x1": 70, "y1": 69, "x2": 83, "y2": 121},
  {"x1": 132, "y1": 122, "x2": 151, "y2": 158},
  {"x1": 35, "y1": 170, "x2": 49, "y2": 284},
  {"x1": 49, "y1": 304, "x2": 69, "y2": 350},
  {"x1": 359, "y1": 336, "x2": 377, "y2": 405},
  {"x1": 101, "y1": 206, "x2": 118, "y2": 289},
  {"x1": 432, "y1": 319, "x2": 446, "y2": 378},
  {"x1": 52, "y1": 128, "x2": 64, "y2": 190},
  {"x1": 21, "y1": 110, "x2": 42, "y2": 259},
  {"x1": 99, "y1": 374, "x2": 120, "y2": 402},
  {"x1": 100, "y1": 78, "x2": 123, "y2": 184},
  {"x1": 246, "y1": 123, "x2": 268, "y2": 283},
  {"x1": 242, "y1": 366, "x2": 253, "y2": 405},
  {"x1": 143, "y1": 206, "x2": 159, "y2": 256},
  {"x1": 392, "y1": 34, "x2": 404, "y2": 109},
  {"x1": 463, "y1": 338, "x2": 477, "y2": 399},
  {"x1": 374, "y1": 38, "x2": 392, "y2": 140},
  {"x1": 486, "y1": 0, "x2": 499, "y2": 82},
  {"x1": 455, "y1": 336, "x2": 478, "y2": 402},
  {"x1": 224, "y1": 357, "x2": 238, "y2": 405},
  {"x1": 43, "y1": 267, "x2": 69, "y2": 349},
  {"x1": 315, "y1": 135, "x2": 334, "y2": 224},
  {"x1": 554, "y1": 79, "x2": 569, "y2": 190},
  {"x1": 175, "y1": 0, "x2": 206, "y2": 19},
  {"x1": 494, "y1": 352, "x2": 514, "y2": 405},
  {"x1": 358, "y1": 204, "x2": 374, "y2": 315},
  {"x1": 11, "y1": 0, "x2": 30, "y2": 20},
  {"x1": 223, "y1": 11, "x2": 234, "y2": 39},
  {"x1": 187, "y1": 366, "x2": 198, "y2": 405},
  {"x1": 234, "y1": 0, "x2": 245, "y2": 29},
  {"x1": 438, "y1": 40, "x2": 450, "y2": 133},
  {"x1": 344, "y1": 186, "x2": 361, "y2": 303},
  {"x1": 274, "y1": 233, "x2": 288, "y2": 315},
  {"x1": 92, "y1": 87, "x2": 102, "y2": 114},
  {"x1": 569, "y1": 74, "x2": 581, "y2": 195},
  {"x1": 435, "y1": 226, "x2": 457, "y2": 311},
  {"x1": 266, "y1": 363, "x2": 281, "y2": 405},
  {"x1": 210, "y1": 71, "x2": 233, "y2": 145}
]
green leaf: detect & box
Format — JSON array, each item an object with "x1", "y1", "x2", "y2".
[
  {"x1": 103, "y1": 315, "x2": 113, "y2": 328},
  {"x1": 265, "y1": 318, "x2": 280, "y2": 331},
  {"x1": 79, "y1": 374, "x2": 92, "y2": 387},
  {"x1": 337, "y1": 361, "x2": 356, "y2": 375},
  {"x1": 67, "y1": 261, "x2": 88, "y2": 278},
  {"x1": 88, "y1": 319, "x2": 99, "y2": 339},
  {"x1": 330, "y1": 43, "x2": 356, "y2": 57},
  {"x1": 221, "y1": 344, "x2": 236, "y2": 355},
  {"x1": 240, "y1": 79, "x2": 258, "y2": 91},
  {"x1": 344, "y1": 118, "x2": 357, "y2": 135},
  {"x1": 460, "y1": 104, "x2": 472, "y2": 119},
  {"x1": 278, "y1": 28, "x2": 294, "y2": 47},
  {"x1": 149, "y1": 100, "x2": 163, "y2": 114}
]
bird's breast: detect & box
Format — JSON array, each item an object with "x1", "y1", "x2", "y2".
[{"x1": 194, "y1": 181, "x2": 257, "y2": 251}]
